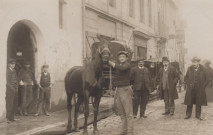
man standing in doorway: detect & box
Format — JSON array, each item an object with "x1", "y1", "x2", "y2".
[
  {"x1": 157, "y1": 57, "x2": 179, "y2": 115},
  {"x1": 131, "y1": 58, "x2": 151, "y2": 118},
  {"x1": 184, "y1": 57, "x2": 208, "y2": 120},
  {"x1": 109, "y1": 51, "x2": 134, "y2": 135},
  {"x1": 18, "y1": 61, "x2": 35, "y2": 116},
  {"x1": 6, "y1": 59, "x2": 18, "y2": 122}
]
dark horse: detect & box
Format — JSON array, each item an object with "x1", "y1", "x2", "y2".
[{"x1": 65, "y1": 44, "x2": 110, "y2": 135}]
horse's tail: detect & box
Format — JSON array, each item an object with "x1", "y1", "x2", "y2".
[{"x1": 65, "y1": 71, "x2": 70, "y2": 93}]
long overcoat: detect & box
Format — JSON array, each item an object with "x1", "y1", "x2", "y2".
[
  {"x1": 157, "y1": 65, "x2": 179, "y2": 100},
  {"x1": 184, "y1": 64, "x2": 208, "y2": 106}
]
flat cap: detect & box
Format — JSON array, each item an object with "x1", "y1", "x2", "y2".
[
  {"x1": 8, "y1": 59, "x2": 16, "y2": 64},
  {"x1": 191, "y1": 56, "x2": 201, "y2": 62},
  {"x1": 118, "y1": 51, "x2": 128, "y2": 57}
]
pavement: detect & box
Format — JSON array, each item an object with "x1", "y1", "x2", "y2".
[
  {"x1": 0, "y1": 97, "x2": 114, "y2": 135},
  {"x1": 68, "y1": 86, "x2": 213, "y2": 135}
]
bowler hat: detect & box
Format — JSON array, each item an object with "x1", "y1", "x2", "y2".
[
  {"x1": 118, "y1": 51, "x2": 128, "y2": 57},
  {"x1": 162, "y1": 57, "x2": 169, "y2": 62},
  {"x1": 191, "y1": 57, "x2": 201, "y2": 62},
  {"x1": 8, "y1": 59, "x2": 16, "y2": 64}
]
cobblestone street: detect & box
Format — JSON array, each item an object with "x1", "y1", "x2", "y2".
[{"x1": 69, "y1": 86, "x2": 213, "y2": 135}]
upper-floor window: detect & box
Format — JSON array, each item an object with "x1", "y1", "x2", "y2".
[
  {"x1": 108, "y1": 0, "x2": 116, "y2": 8},
  {"x1": 139, "y1": 0, "x2": 145, "y2": 23},
  {"x1": 129, "y1": 0, "x2": 135, "y2": 18},
  {"x1": 59, "y1": 0, "x2": 66, "y2": 29},
  {"x1": 148, "y1": 0, "x2": 152, "y2": 27}
]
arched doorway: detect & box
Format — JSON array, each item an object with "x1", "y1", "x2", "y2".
[
  {"x1": 7, "y1": 21, "x2": 37, "y2": 73},
  {"x1": 6, "y1": 20, "x2": 43, "y2": 114}
]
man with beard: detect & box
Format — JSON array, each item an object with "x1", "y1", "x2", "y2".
[
  {"x1": 131, "y1": 58, "x2": 151, "y2": 118},
  {"x1": 184, "y1": 57, "x2": 208, "y2": 120},
  {"x1": 157, "y1": 57, "x2": 179, "y2": 115},
  {"x1": 18, "y1": 61, "x2": 35, "y2": 116}
]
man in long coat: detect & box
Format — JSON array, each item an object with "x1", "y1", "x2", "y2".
[
  {"x1": 131, "y1": 58, "x2": 151, "y2": 118},
  {"x1": 184, "y1": 57, "x2": 208, "y2": 120},
  {"x1": 157, "y1": 57, "x2": 179, "y2": 115}
]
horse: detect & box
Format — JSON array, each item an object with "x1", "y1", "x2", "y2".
[{"x1": 65, "y1": 44, "x2": 110, "y2": 135}]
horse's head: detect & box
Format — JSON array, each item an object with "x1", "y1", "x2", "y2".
[{"x1": 97, "y1": 45, "x2": 110, "y2": 64}]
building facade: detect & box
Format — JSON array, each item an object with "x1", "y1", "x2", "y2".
[
  {"x1": 0, "y1": 0, "x2": 83, "y2": 121},
  {"x1": 0, "y1": 0, "x2": 185, "y2": 121},
  {"x1": 83, "y1": 0, "x2": 185, "y2": 63}
]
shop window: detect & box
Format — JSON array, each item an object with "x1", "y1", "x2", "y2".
[{"x1": 137, "y1": 46, "x2": 146, "y2": 58}]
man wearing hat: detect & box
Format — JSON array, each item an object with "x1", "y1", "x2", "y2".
[
  {"x1": 35, "y1": 64, "x2": 54, "y2": 116},
  {"x1": 109, "y1": 51, "x2": 134, "y2": 135},
  {"x1": 6, "y1": 59, "x2": 18, "y2": 122},
  {"x1": 18, "y1": 61, "x2": 35, "y2": 115},
  {"x1": 157, "y1": 57, "x2": 179, "y2": 115},
  {"x1": 131, "y1": 58, "x2": 151, "y2": 118},
  {"x1": 184, "y1": 57, "x2": 208, "y2": 120}
]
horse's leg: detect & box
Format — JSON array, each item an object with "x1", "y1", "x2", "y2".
[
  {"x1": 67, "y1": 94, "x2": 73, "y2": 133},
  {"x1": 93, "y1": 94, "x2": 101, "y2": 135},
  {"x1": 83, "y1": 89, "x2": 90, "y2": 135},
  {"x1": 74, "y1": 95, "x2": 83, "y2": 132}
]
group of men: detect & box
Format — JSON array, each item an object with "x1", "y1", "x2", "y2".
[
  {"x1": 109, "y1": 51, "x2": 208, "y2": 135},
  {"x1": 6, "y1": 59, "x2": 54, "y2": 123}
]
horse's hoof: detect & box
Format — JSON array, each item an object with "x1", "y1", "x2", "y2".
[
  {"x1": 82, "y1": 130, "x2": 88, "y2": 135},
  {"x1": 67, "y1": 125, "x2": 72, "y2": 133},
  {"x1": 93, "y1": 130, "x2": 100, "y2": 135},
  {"x1": 74, "y1": 127, "x2": 80, "y2": 132}
]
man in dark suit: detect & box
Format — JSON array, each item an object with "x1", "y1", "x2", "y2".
[
  {"x1": 157, "y1": 57, "x2": 179, "y2": 115},
  {"x1": 131, "y1": 58, "x2": 151, "y2": 118},
  {"x1": 184, "y1": 57, "x2": 208, "y2": 120}
]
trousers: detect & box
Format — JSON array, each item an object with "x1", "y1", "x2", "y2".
[
  {"x1": 6, "y1": 87, "x2": 18, "y2": 120},
  {"x1": 115, "y1": 86, "x2": 134, "y2": 135},
  {"x1": 37, "y1": 87, "x2": 51, "y2": 114},
  {"x1": 133, "y1": 90, "x2": 149, "y2": 116},
  {"x1": 19, "y1": 85, "x2": 33, "y2": 112}
]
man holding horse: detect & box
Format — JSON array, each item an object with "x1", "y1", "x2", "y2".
[{"x1": 109, "y1": 51, "x2": 134, "y2": 135}]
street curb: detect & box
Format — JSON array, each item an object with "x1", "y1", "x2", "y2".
[{"x1": 32, "y1": 107, "x2": 114, "y2": 135}]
